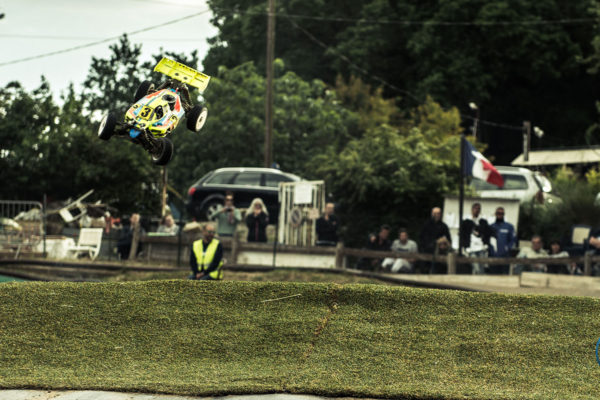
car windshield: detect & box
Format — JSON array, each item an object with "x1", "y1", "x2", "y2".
[{"x1": 471, "y1": 174, "x2": 528, "y2": 190}]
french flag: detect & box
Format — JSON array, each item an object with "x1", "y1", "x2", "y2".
[{"x1": 462, "y1": 139, "x2": 504, "y2": 188}]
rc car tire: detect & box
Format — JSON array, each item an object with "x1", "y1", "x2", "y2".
[
  {"x1": 98, "y1": 112, "x2": 116, "y2": 141},
  {"x1": 134, "y1": 80, "x2": 155, "y2": 103},
  {"x1": 187, "y1": 105, "x2": 208, "y2": 132},
  {"x1": 152, "y1": 138, "x2": 174, "y2": 166}
]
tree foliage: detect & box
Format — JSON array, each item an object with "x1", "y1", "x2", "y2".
[{"x1": 203, "y1": 0, "x2": 600, "y2": 163}]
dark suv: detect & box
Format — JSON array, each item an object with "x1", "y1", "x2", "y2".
[{"x1": 186, "y1": 167, "x2": 302, "y2": 221}]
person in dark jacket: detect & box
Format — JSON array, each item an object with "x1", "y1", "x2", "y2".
[
  {"x1": 246, "y1": 197, "x2": 269, "y2": 242},
  {"x1": 316, "y1": 202, "x2": 339, "y2": 246},
  {"x1": 418, "y1": 207, "x2": 451, "y2": 273}
]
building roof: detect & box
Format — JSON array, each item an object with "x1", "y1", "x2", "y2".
[{"x1": 511, "y1": 147, "x2": 600, "y2": 166}]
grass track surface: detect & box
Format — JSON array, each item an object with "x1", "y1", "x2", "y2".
[{"x1": 0, "y1": 280, "x2": 598, "y2": 399}]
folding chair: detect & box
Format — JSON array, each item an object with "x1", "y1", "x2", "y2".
[{"x1": 67, "y1": 228, "x2": 103, "y2": 260}]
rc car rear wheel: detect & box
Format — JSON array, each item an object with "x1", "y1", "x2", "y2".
[
  {"x1": 98, "y1": 112, "x2": 116, "y2": 141},
  {"x1": 151, "y1": 137, "x2": 174, "y2": 166},
  {"x1": 134, "y1": 80, "x2": 155, "y2": 102},
  {"x1": 187, "y1": 105, "x2": 208, "y2": 132}
]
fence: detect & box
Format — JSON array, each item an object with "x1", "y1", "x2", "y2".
[
  {"x1": 0, "y1": 200, "x2": 46, "y2": 258},
  {"x1": 277, "y1": 181, "x2": 326, "y2": 246},
  {"x1": 136, "y1": 235, "x2": 600, "y2": 276}
]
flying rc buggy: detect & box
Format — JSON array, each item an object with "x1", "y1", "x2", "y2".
[{"x1": 97, "y1": 57, "x2": 210, "y2": 166}]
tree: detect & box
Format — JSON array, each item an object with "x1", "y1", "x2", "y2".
[{"x1": 203, "y1": 0, "x2": 600, "y2": 163}]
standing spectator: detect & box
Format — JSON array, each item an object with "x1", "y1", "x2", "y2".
[
  {"x1": 316, "y1": 202, "x2": 339, "y2": 246},
  {"x1": 382, "y1": 228, "x2": 418, "y2": 273},
  {"x1": 157, "y1": 214, "x2": 179, "y2": 235},
  {"x1": 489, "y1": 207, "x2": 517, "y2": 274},
  {"x1": 189, "y1": 222, "x2": 223, "y2": 280},
  {"x1": 418, "y1": 207, "x2": 451, "y2": 273},
  {"x1": 209, "y1": 191, "x2": 242, "y2": 237},
  {"x1": 246, "y1": 198, "x2": 269, "y2": 242},
  {"x1": 117, "y1": 213, "x2": 145, "y2": 260},
  {"x1": 516, "y1": 235, "x2": 548, "y2": 273},
  {"x1": 460, "y1": 203, "x2": 492, "y2": 274}
]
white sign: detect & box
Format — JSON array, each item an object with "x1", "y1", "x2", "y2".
[{"x1": 294, "y1": 183, "x2": 313, "y2": 204}]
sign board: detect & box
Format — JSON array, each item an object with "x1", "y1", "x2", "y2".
[{"x1": 294, "y1": 182, "x2": 313, "y2": 204}]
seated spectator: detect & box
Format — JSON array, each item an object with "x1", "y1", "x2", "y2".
[
  {"x1": 117, "y1": 213, "x2": 145, "y2": 260},
  {"x1": 547, "y1": 240, "x2": 571, "y2": 274},
  {"x1": 246, "y1": 198, "x2": 269, "y2": 242},
  {"x1": 382, "y1": 228, "x2": 418, "y2": 273},
  {"x1": 157, "y1": 214, "x2": 179, "y2": 235},
  {"x1": 316, "y1": 202, "x2": 339, "y2": 246},
  {"x1": 358, "y1": 225, "x2": 391, "y2": 271},
  {"x1": 516, "y1": 235, "x2": 547, "y2": 273}
]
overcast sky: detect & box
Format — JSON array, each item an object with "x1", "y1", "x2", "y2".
[{"x1": 0, "y1": 0, "x2": 217, "y2": 99}]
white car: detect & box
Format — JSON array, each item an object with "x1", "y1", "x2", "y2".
[{"x1": 471, "y1": 166, "x2": 559, "y2": 204}]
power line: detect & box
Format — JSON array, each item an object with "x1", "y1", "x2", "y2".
[
  {"x1": 0, "y1": 33, "x2": 212, "y2": 42},
  {"x1": 213, "y1": 7, "x2": 597, "y2": 27},
  {"x1": 0, "y1": 9, "x2": 211, "y2": 67}
]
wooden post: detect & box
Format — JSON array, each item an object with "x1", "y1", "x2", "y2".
[
  {"x1": 584, "y1": 252, "x2": 592, "y2": 276},
  {"x1": 231, "y1": 235, "x2": 239, "y2": 266},
  {"x1": 335, "y1": 242, "x2": 345, "y2": 269},
  {"x1": 264, "y1": 0, "x2": 275, "y2": 167},
  {"x1": 447, "y1": 252, "x2": 457, "y2": 274},
  {"x1": 129, "y1": 222, "x2": 140, "y2": 260}
]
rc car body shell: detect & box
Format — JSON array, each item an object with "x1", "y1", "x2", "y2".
[{"x1": 125, "y1": 88, "x2": 185, "y2": 138}]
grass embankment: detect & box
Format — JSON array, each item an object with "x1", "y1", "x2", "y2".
[{"x1": 0, "y1": 281, "x2": 598, "y2": 399}]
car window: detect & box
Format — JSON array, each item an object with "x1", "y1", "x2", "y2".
[
  {"x1": 205, "y1": 171, "x2": 237, "y2": 185},
  {"x1": 502, "y1": 174, "x2": 528, "y2": 190},
  {"x1": 232, "y1": 172, "x2": 261, "y2": 186},
  {"x1": 471, "y1": 179, "x2": 498, "y2": 191},
  {"x1": 264, "y1": 173, "x2": 294, "y2": 188}
]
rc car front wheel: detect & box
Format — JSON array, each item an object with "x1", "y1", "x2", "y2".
[
  {"x1": 98, "y1": 113, "x2": 116, "y2": 141},
  {"x1": 151, "y1": 137, "x2": 174, "y2": 166},
  {"x1": 134, "y1": 80, "x2": 155, "y2": 103},
  {"x1": 187, "y1": 105, "x2": 208, "y2": 132}
]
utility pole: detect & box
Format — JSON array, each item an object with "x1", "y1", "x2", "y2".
[
  {"x1": 264, "y1": 0, "x2": 275, "y2": 167},
  {"x1": 523, "y1": 121, "x2": 531, "y2": 162}
]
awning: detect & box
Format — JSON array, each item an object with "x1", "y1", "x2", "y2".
[{"x1": 511, "y1": 148, "x2": 600, "y2": 166}]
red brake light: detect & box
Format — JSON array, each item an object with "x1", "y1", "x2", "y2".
[{"x1": 188, "y1": 187, "x2": 196, "y2": 196}]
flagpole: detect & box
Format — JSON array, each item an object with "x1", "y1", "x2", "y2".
[{"x1": 458, "y1": 133, "x2": 465, "y2": 257}]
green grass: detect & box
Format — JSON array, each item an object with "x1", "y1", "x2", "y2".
[{"x1": 0, "y1": 280, "x2": 598, "y2": 399}]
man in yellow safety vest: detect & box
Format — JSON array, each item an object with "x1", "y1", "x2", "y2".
[{"x1": 189, "y1": 222, "x2": 223, "y2": 280}]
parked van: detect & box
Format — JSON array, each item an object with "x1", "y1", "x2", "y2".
[{"x1": 470, "y1": 166, "x2": 559, "y2": 204}]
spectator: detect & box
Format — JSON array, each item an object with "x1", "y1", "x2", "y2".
[
  {"x1": 209, "y1": 191, "x2": 241, "y2": 237},
  {"x1": 189, "y1": 222, "x2": 223, "y2": 280},
  {"x1": 418, "y1": 207, "x2": 451, "y2": 273},
  {"x1": 547, "y1": 240, "x2": 571, "y2": 274},
  {"x1": 316, "y1": 202, "x2": 339, "y2": 246},
  {"x1": 362, "y1": 224, "x2": 392, "y2": 271},
  {"x1": 460, "y1": 203, "x2": 493, "y2": 274},
  {"x1": 489, "y1": 207, "x2": 517, "y2": 274},
  {"x1": 382, "y1": 228, "x2": 418, "y2": 273},
  {"x1": 157, "y1": 214, "x2": 179, "y2": 235},
  {"x1": 516, "y1": 235, "x2": 548, "y2": 273},
  {"x1": 117, "y1": 213, "x2": 145, "y2": 260},
  {"x1": 246, "y1": 198, "x2": 269, "y2": 242}
]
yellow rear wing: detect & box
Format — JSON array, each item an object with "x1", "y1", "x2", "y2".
[{"x1": 154, "y1": 57, "x2": 211, "y2": 92}]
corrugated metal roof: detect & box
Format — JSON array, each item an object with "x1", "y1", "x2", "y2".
[{"x1": 511, "y1": 148, "x2": 600, "y2": 166}]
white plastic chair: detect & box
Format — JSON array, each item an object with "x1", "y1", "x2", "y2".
[{"x1": 68, "y1": 228, "x2": 103, "y2": 260}]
